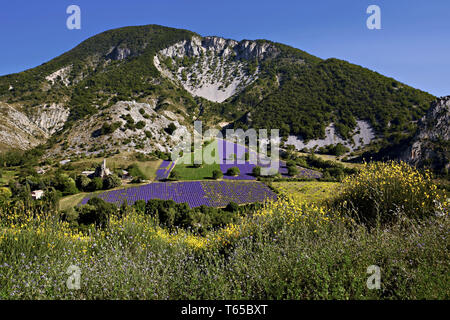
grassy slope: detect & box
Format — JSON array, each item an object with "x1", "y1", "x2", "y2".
[{"x1": 273, "y1": 181, "x2": 341, "y2": 204}]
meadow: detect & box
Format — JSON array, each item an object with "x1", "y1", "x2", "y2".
[
  {"x1": 273, "y1": 181, "x2": 341, "y2": 204},
  {"x1": 0, "y1": 161, "x2": 448, "y2": 299}
]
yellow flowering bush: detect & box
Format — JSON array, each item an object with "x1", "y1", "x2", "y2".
[{"x1": 333, "y1": 161, "x2": 447, "y2": 225}]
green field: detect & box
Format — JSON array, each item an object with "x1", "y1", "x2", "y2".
[
  {"x1": 273, "y1": 181, "x2": 342, "y2": 203},
  {"x1": 174, "y1": 139, "x2": 221, "y2": 180}
]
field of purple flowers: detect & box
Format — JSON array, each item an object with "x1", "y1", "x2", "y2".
[
  {"x1": 80, "y1": 181, "x2": 277, "y2": 208},
  {"x1": 155, "y1": 161, "x2": 175, "y2": 180},
  {"x1": 217, "y1": 139, "x2": 321, "y2": 179}
]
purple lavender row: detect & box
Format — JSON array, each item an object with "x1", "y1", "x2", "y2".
[
  {"x1": 155, "y1": 161, "x2": 176, "y2": 180},
  {"x1": 79, "y1": 181, "x2": 277, "y2": 208}
]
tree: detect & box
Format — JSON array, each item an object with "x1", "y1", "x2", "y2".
[
  {"x1": 287, "y1": 165, "x2": 299, "y2": 176},
  {"x1": 226, "y1": 167, "x2": 240, "y2": 176},
  {"x1": 61, "y1": 177, "x2": 78, "y2": 196},
  {"x1": 225, "y1": 201, "x2": 239, "y2": 212},
  {"x1": 77, "y1": 197, "x2": 116, "y2": 228},
  {"x1": 88, "y1": 177, "x2": 103, "y2": 191},
  {"x1": 165, "y1": 123, "x2": 177, "y2": 135},
  {"x1": 252, "y1": 166, "x2": 261, "y2": 177},
  {"x1": 102, "y1": 174, "x2": 122, "y2": 189},
  {"x1": 170, "y1": 169, "x2": 180, "y2": 180},
  {"x1": 76, "y1": 175, "x2": 91, "y2": 191},
  {"x1": 212, "y1": 169, "x2": 223, "y2": 180}
]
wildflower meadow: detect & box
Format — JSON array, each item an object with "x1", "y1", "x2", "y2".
[{"x1": 0, "y1": 161, "x2": 448, "y2": 299}]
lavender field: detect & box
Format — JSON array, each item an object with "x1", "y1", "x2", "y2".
[
  {"x1": 155, "y1": 160, "x2": 175, "y2": 180},
  {"x1": 80, "y1": 181, "x2": 277, "y2": 208},
  {"x1": 217, "y1": 139, "x2": 321, "y2": 179}
]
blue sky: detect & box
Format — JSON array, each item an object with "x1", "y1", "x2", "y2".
[{"x1": 1, "y1": 0, "x2": 449, "y2": 96}]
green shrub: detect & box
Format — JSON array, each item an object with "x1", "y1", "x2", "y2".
[
  {"x1": 287, "y1": 165, "x2": 298, "y2": 176},
  {"x1": 77, "y1": 197, "x2": 116, "y2": 228},
  {"x1": 127, "y1": 164, "x2": 146, "y2": 180},
  {"x1": 0, "y1": 187, "x2": 12, "y2": 203},
  {"x1": 225, "y1": 201, "x2": 239, "y2": 212},
  {"x1": 102, "y1": 174, "x2": 122, "y2": 189},
  {"x1": 75, "y1": 175, "x2": 91, "y2": 191},
  {"x1": 252, "y1": 166, "x2": 261, "y2": 177},
  {"x1": 212, "y1": 169, "x2": 223, "y2": 180},
  {"x1": 135, "y1": 121, "x2": 146, "y2": 130},
  {"x1": 170, "y1": 170, "x2": 180, "y2": 180},
  {"x1": 165, "y1": 123, "x2": 177, "y2": 135},
  {"x1": 226, "y1": 167, "x2": 240, "y2": 176},
  {"x1": 88, "y1": 177, "x2": 103, "y2": 192},
  {"x1": 100, "y1": 122, "x2": 122, "y2": 135}
]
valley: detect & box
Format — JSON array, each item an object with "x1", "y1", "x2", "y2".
[{"x1": 0, "y1": 23, "x2": 448, "y2": 301}]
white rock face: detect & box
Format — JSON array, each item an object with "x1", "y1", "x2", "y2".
[
  {"x1": 285, "y1": 120, "x2": 375, "y2": 152},
  {"x1": 45, "y1": 66, "x2": 72, "y2": 86},
  {"x1": 0, "y1": 103, "x2": 47, "y2": 150},
  {"x1": 49, "y1": 100, "x2": 189, "y2": 157},
  {"x1": 29, "y1": 104, "x2": 70, "y2": 135},
  {"x1": 154, "y1": 36, "x2": 279, "y2": 103}
]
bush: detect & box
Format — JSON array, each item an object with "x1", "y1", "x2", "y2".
[
  {"x1": 135, "y1": 121, "x2": 146, "y2": 130},
  {"x1": 332, "y1": 161, "x2": 447, "y2": 226},
  {"x1": 0, "y1": 187, "x2": 12, "y2": 203},
  {"x1": 225, "y1": 201, "x2": 239, "y2": 212},
  {"x1": 100, "y1": 122, "x2": 121, "y2": 135},
  {"x1": 88, "y1": 177, "x2": 103, "y2": 192},
  {"x1": 56, "y1": 175, "x2": 78, "y2": 196},
  {"x1": 77, "y1": 197, "x2": 116, "y2": 228},
  {"x1": 212, "y1": 169, "x2": 223, "y2": 180},
  {"x1": 127, "y1": 164, "x2": 146, "y2": 180},
  {"x1": 165, "y1": 123, "x2": 177, "y2": 135},
  {"x1": 75, "y1": 175, "x2": 91, "y2": 191},
  {"x1": 226, "y1": 167, "x2": 240, "y2": 176},
  {"x1": 103, "y1": 174, "x2": 122, "y2": 189},
  {"x1": 252, "y1": 166, "x2": 261, "y2": 177},
  {"x1": 170, "y1": 170, "x2": 180, "y2": 180},
  {"x1": 287, "y1": 165, "x2": 298, "y2": 176}
]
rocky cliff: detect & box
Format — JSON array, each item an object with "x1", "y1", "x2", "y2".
[
  {"x1": 154, "y1": 36, "x2": 280, "y2": 102},
  {"x1": 401, "y1": 96, "x2": 450, "y2": 172}
]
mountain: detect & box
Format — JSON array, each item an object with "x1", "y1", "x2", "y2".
[
  {"x1": 401, "y1": 96, "x2": 449, "y2": 172},
  {"x1": 0, "y1": 24, "x2": 435, "y2": 158}
]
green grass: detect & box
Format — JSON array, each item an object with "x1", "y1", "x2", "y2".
[
  {"x1": 59, "y1": 193, "x2": 87, "y2": 211},
  {"x1": 174, "y1": 139, "x2": 221, "y2": 180},
  {"x1": 273, "y1": 181, "x2": 341, "y2": 204}
]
